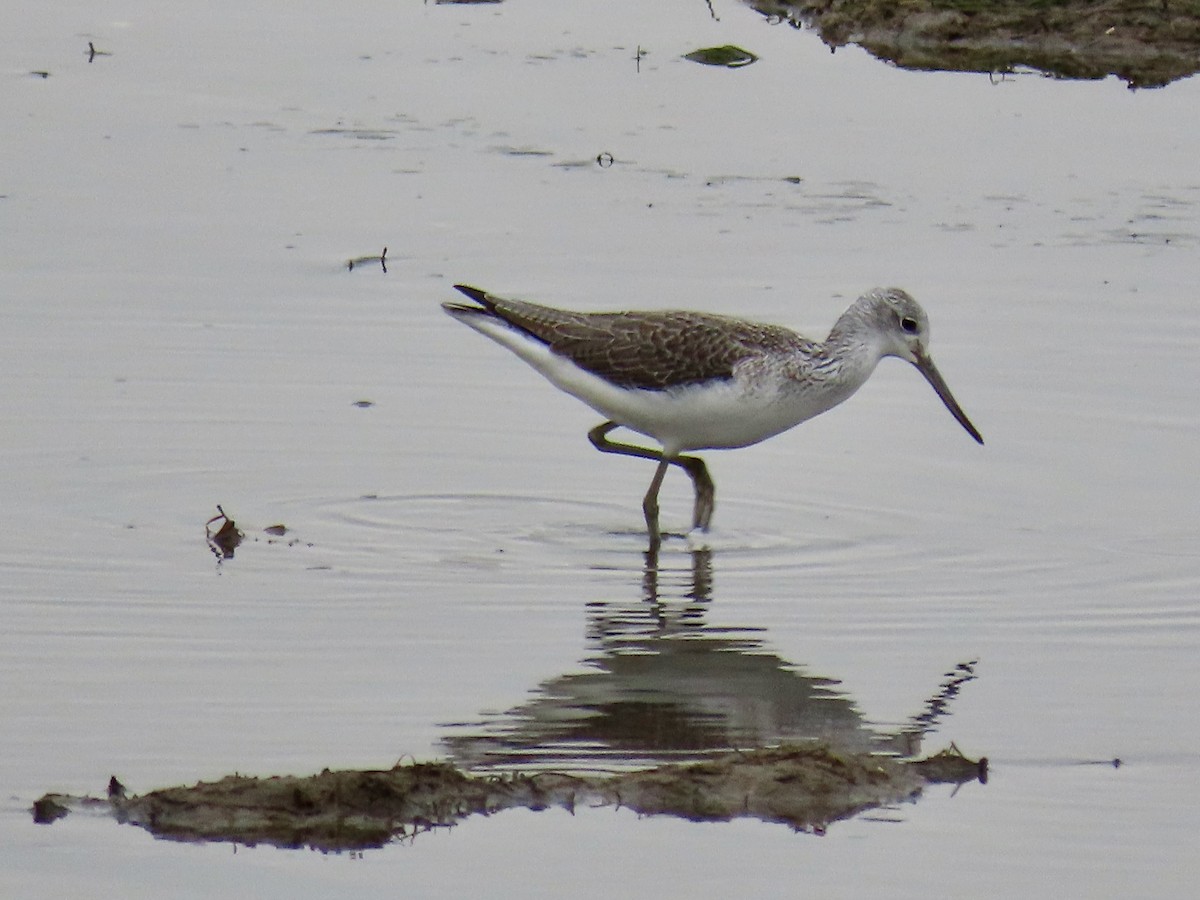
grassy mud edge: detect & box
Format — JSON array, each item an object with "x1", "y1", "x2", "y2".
[
  {"x1": 33, "y1": 744, "x2": 986, "y2": 851},
  {"x1": 752, "y1": 1, "x2": 1200, "y2": 87}
]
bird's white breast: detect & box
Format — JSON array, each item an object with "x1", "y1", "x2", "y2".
[{"x1": 457, "y1": 312, "x2": 882, "y2": 456}]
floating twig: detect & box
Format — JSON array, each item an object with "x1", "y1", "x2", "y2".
[{"x1": 347, "y1": 246, "x2": 388, "y2": 273}]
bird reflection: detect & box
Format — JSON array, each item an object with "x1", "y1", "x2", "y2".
[{"x1": 442, "y1": 547, "x2": 975, "y2": 770}]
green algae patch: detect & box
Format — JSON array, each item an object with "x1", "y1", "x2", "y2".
[{"x1": 684, "y1": 45, "x2": 760, "y2": 67}]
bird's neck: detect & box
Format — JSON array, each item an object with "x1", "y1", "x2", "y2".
[
  {"x1": 825, "y1": 296, "x2": 869, "y2": 342},
  {"x1": 804, "y1": 302, "x2": 886, "y2": 399},
  {"x1": 824, "y1": 301, "x2": 884, "y2": 366}
]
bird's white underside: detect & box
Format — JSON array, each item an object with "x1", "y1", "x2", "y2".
[{"x1": 451, "y1": 310, "x2": 877, "y2": 456}]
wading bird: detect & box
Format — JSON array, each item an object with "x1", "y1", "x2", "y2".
[{"x1": 443, "y1": 284, "x2": 982, "y2": 549}]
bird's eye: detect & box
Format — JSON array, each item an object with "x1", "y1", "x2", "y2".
[{"x1": 900, "y1": 316, "x2": 919, "y2": 334}]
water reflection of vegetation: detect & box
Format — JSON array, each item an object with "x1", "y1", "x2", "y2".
[{"x1": 749, "y1": 0, "x2": 1200, "y2": 87}]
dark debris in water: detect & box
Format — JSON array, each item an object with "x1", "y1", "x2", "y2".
[
  {"x1": 32, "y1": 743, "x2": 986, "y2": 851},
  {"x1": 683, "y1": 45, "x2": 759, "y2": 67},
  {"x1": 205, "y1": 508, "x2": 311, "y2": 562},
  {"x1": 205, "y1": 505, "x2": 243, "y2": 560},
  {"x1": 31, "y1": 795, "x2": 70, "y2": 825},
  {"x1": 908, "y1": 742, "x2": 989, "y2": 785}
]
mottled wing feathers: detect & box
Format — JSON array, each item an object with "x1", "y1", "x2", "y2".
[
  {"x1": 548, "y1": 311, "x2": 810, "y2": 390},
  {"x1": 449, "y1": 284, "x2": 811, "y2": 390}
]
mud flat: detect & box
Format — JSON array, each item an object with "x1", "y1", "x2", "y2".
[
  {"x1": 33, "y1": 744, "x2": 986, "y2": 851},
  {"x1": 751, "y1": 0, "x2": 1200, "y2": 87}
]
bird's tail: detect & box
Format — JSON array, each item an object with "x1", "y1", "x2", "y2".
[{"x1": 442, "y1": 284, "x2": 495, "y2": 316}]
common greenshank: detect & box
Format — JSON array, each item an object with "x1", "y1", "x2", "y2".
[{"x1": 443, "y1": 284, "x2": 982, "y2": 548}]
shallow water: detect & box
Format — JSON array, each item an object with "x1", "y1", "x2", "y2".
[{"x1": 3, "y1": 0, "x2": 1199, "y2": 897}]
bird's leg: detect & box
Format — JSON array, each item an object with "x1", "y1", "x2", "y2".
[
  {"x1": 642, "y1": 460, "x2": 669, "y2": 551},
  {"x1": 589, "y1": 422, "x2": 665, "y2": 545},
  {"x1": 587, "y1": 422, "x2": 716, "y2": 539},
  {"x1": 673, "y1": 455, "x2": 715, "y2": 531}
]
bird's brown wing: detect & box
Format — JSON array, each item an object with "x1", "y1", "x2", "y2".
[{"x1": 452, "y1": 285, "x2": 810, "y2": 390}]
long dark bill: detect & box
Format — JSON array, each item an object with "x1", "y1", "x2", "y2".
[{"x1": 914, "y1": 351, "x2": 984, "y2": 445}]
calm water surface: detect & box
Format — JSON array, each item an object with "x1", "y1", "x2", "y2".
[{"x1": 2, "y1": 0, "x2": 1198, "y2": 897}]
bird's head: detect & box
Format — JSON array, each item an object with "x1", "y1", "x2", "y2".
[{"x1": 861, "y1": 288, "x2": 984, "y2": 445}]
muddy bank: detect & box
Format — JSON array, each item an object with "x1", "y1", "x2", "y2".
[
  {"x1": 751, "y1": 1, "x2": 1200, "y2": 87},
  {"x1": 33, "y1": 744, "x2": 986, "y2": 851}
]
